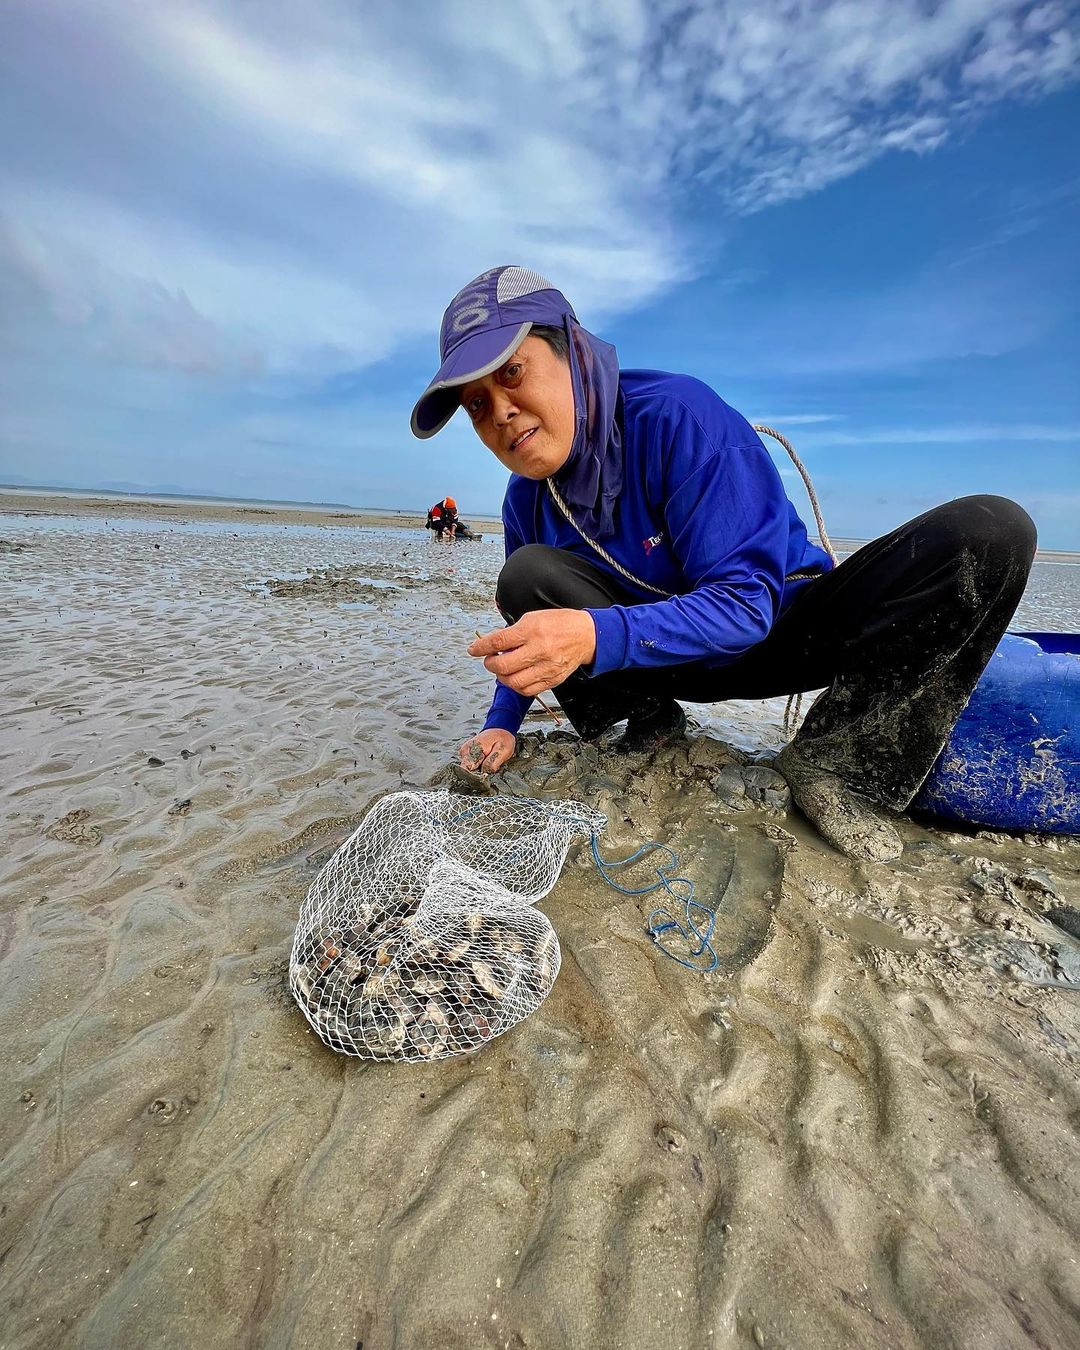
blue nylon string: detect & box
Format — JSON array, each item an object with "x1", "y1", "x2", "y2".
[
  {"x1": 448, "y1": 800, "x2": 717, "y2": 973},
  {"x1": 589, "y1": 834, "x2": 718, "y2": 974}
]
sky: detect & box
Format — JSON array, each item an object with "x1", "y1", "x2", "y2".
[{"x1": 1, "y1": 0, "x2": 1078, "y2": 546}]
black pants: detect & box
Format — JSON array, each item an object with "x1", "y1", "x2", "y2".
[{"x1": 496, "y1": 495, "x2": 1036, "y2": 810}]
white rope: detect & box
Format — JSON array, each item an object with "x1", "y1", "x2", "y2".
[
  {"x1": 751, "y1": 424, "x2": 837, "y2": 738},
  {"x1": 546, "y1": 477, "x2": 674, "y2": 597},
  {"x1": 751, "y1": 424, "x2": 838, "y2": 565}
]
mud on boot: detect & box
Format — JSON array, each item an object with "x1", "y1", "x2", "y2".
[{"x1": 775, "y1": 744, "x2": 904, "y2": 863}]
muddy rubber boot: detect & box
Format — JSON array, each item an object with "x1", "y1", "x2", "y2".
[
  {"x1": 615, "y1": 698, "x2": 687, "y2": 754},
  {"x1": 775, "y1": 744, "x2": 904, "y2": 862}
]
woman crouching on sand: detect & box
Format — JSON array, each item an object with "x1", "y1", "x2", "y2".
[{"x1": 410, "y1": 267, "x2": 1036, "y2": 862}]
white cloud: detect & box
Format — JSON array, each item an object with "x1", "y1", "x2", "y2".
[
  {"x1": 0, "y1": 0, "x2": 1076, "y2": 380},
  {"x1": 602, "y1": 0, "x2": 1078, "y2": 209}
]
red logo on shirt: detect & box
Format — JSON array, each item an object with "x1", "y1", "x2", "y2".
[{"x1": 643, "y1": 531, "x2": 664, "y2": 556}]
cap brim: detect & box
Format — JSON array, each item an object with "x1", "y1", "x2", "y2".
[{"x1": 410, "y1": 321, "x2": 532, "y2": 439}]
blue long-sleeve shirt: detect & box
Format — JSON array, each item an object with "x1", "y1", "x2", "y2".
[{"x1": 482, "y1": 369, "x2": 833, "y2": 736}]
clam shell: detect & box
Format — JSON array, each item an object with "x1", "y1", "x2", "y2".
[
  {"x1": 314, "y1": 1006, "x2": 353, "y2": 1049},
  {"x1": 384, "y1": 990, "x2": 412, "y2": 1020},
  {"x1": 352, "y1": 902, "x2": 376, "y2": 930},
  {"x1": 477, "y1": 921, "x2": 524, "y2": 960},
  {"x1": 411, "y1": 975, "x2": 446, "y2": 995},
  {"x1": 340, "y1": 952, "x2": 369, "y2": 985},
  {"x1": 533, "y1": 928, "x2": 558, "y2": 962},
  {"x1": 471, "y1": 959, "x2": 508, "y2": 1000},
  {"x1": 408, "y1": 1018, "x2": 448, "y2": 1059},
  {"x1": 359, "y1": 969, "x2": 400, "y2": 1001},
  {"x1": 409, "y1": 935, "x2": 442, "y2": 961},
  {"x1": 358, "y1": 1038, "x2": 395, "y2": 1060},
  {"x1": 453, "y1": 1011, "x2": 493, "y2": 1047},
  {"x1": 534, "y1": 933, "x2": 558, "y2": 986},
  {"x1": 316, "y1": 937, "x2": 342, "y2": 973},
  {"x1": 361, "y1": 1013, "x2": 406, "y2": 1055},
  {"x1": 379, "y1": 1021, "x2": 407, "y2": 1054},
  {"x1": 293, "y1": 968, "x2": 315, "y2": 1004},
  {"x1": 496, "y1": 928, "x2": 525, "y2": 956},
  {"x1": 449, "y1": 972, "x2": 474, "y2": 1007}
]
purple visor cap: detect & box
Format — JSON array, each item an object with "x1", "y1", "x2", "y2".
[{"x1": 410, "y1": 266, "x2": 575, "y2": 438}]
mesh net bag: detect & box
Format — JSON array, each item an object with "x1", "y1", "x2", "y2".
[{"x1": 290, "y1": 790, "x2": 606, "y2": 1061}]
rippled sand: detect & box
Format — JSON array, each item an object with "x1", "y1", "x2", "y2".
[{"x1": 1, "y1": 502, "x2": 1078, "y2": 1350}]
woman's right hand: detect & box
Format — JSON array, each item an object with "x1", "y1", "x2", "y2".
[{"x1": 459, "y1": 728, "x2": 516, "y2": 774}]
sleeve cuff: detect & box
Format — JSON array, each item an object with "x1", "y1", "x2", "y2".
[
  {"x1": 585, "y1": 607, "x2": 628, "y2": 677},
  {"x1": 482, "y1": 706, "x2": 526, "y2": 737}
]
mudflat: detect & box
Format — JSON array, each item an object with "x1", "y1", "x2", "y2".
[
  {"x1": 1, "y1": 503, "x2": 1078, "y2": 1349},
  {"x1": 0, "y1": 490, "x2": 504, "y2": 535}
]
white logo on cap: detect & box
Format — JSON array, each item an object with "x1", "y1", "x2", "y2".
[
  {"x1": 449, "y1": 269, "x2": 498, "y2": 335},
  {"x1": 452, "y1": 299, "x2": 489, "y2": 333}
]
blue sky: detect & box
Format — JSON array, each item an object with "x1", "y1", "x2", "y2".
[{"x1": 2, "y1": 0, "x2": 1078, "y2": 545}]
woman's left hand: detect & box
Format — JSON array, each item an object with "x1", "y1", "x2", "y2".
[{"x1": 469, "y1": 609, "x2": 596, "y2": 696}]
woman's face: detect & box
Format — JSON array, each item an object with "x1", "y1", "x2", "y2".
[{"x1": 458, "y1": 335, "x2": 575, "y2": 479}]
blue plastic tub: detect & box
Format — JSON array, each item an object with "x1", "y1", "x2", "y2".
[{"x1": 915, "y1": 632, "x2": 1080, "y2": 834}]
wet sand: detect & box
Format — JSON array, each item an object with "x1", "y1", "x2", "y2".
[
  {"x1": 1, "y1": 504, "x2": 1078, "y2": 1349},
  {"x1": 0, "y1": 490, "x2": 504, "y2": 534}
]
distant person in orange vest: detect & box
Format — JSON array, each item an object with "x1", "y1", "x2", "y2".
[{"x1": 428, "y1": 496, "x2": 459, "y2": 542}]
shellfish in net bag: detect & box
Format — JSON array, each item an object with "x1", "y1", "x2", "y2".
[{"x1": 290, "y1": 790, "x2": 605, "y2": 1061}]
